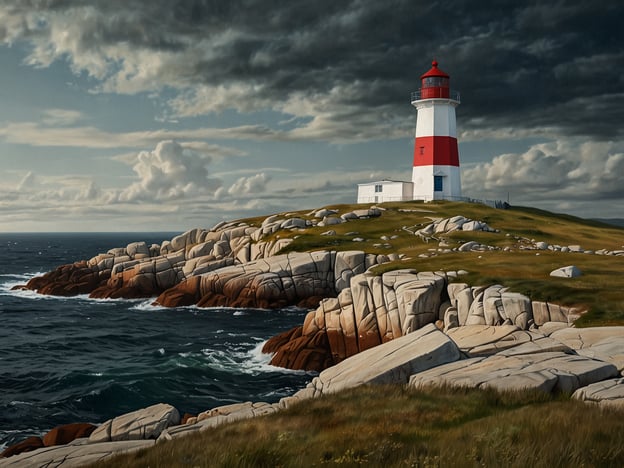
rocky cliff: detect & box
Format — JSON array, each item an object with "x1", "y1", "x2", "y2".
[{"x1": 5, "y1": 203, "x2": 624, "y2": 465}]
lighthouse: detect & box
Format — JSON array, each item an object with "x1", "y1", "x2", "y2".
[{"x1": 411, "y1": 60, "x2": 461, "y2": 200}]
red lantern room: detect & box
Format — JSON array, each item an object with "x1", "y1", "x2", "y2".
[{"x1": 419, "y1": 60, "x2": 450, "y2": 99}]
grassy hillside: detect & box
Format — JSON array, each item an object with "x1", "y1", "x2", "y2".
[
  {"x1": 92, "y1": 385, "x2": 624, "y2": 468},
  {"x1": 268, "y1": 201, "x2": 624, "y2": 326},
  {"x1": 90, "y1": 201, "x2": 624, "y2": 467}
]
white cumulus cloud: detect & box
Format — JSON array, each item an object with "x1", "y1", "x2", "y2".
[
  {"x1": 118, "y1": 140, "x2": 222, "y2": 202},
  {"x1": 227, "y1": 173, "x2": 271, "y2": 196}
]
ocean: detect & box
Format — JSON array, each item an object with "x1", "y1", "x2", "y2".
[{"x1": 0, "y1": 233, "x2": 312, "y2": 450}]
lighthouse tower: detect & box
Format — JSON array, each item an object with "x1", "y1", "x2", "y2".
[{"x1": 411, "y1": 60, "x2": 461, "y2": 200}]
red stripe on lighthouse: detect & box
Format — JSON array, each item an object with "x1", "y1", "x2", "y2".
[{"x1": 413, "y1": 136, "x2": 459, "y2": 167}]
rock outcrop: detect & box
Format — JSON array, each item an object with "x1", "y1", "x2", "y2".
[
  {"x1": 289, "y1": 324, "x2": 461, "y2": 397},
  {"x1": 264, "y1": 271, "x2": 583, "y2": 372},
  {"x1": 409, "y1": 352, "x2": 618, "y2": 393},
  {"x1": 154, "y1": 250, "x2": 387, "y2": 309},
  {"x1": 16, "y1": 208, "x2": 388, "y2": 305}
]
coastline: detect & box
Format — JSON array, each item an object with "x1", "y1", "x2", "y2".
[{"x1": 3, "y1": 201, "x2": 624, "y2": 465}]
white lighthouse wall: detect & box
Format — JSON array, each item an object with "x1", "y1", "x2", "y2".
[
  {"x1": 414, "y1": 101, "x2": 457, "y2": 138},
  {"x1": 411, "y1": 165, "x2": 462, "y2": 200}
]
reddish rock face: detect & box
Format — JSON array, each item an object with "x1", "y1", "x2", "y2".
[
  {"x1": 16, "y1": 261, "x2": 107, "y2": 297},
  {"x1": 264, "y1": 326, "x2": 334, "y2": 372},
  {"x1": 154, "y1": 276, "x2": 201, "y2": 307},
  {"x1": 43, "y1": 422, "x2": 97, "y2": 447},
  {"x1": 0, "y1": 436, "x2": 44, "y2": 458}
]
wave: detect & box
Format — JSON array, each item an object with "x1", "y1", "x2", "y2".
[
  {"x1": 229, "y1": 340, "x2": 310, "y2": 376},
  {"x1": 131, "y1": 299, "x2": 166, "y2": 311}
]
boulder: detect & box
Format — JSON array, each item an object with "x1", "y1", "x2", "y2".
[
  {"x1": 314, "y1": 208, "x2": 337, "y2": 219},
  {"x1": 280, "y1": 218, "x2": 307, "y2": 229},
  {"x1": 89, "y1": 403, "x2": 180, "y2": 443},
  {"x1": 340, "y1": 212, "x2": 359, "y2": 221},
  {"x1": 458, "y1": 241, "x2": 480, "y2": 252},
  {"x1": 43, "y1": 423, "x2": 97, "y2": 447},
  {"x1": 550, "y1": 265, "x2": 582, "y2": 278},
  {"x1": 320, "y1": 216, "x2": 344, "y2": 226},
  {"x1": 573, "y1": 378, "x2": 624, "y2": 408},
  {"x1": 296, "y1": 324, "x2": 460, "y2": 396},
  {"x1": 500, "y1": 292, "x2": 532, "y2": 329},
  {"x1": 126, "y1": 242, "x2": 150, "y2": 259}
]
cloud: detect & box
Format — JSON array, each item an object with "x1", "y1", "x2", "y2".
[
  {"x1": 227, "y1": 173, "x2": 271, "y2": 196},
  {"x1": 0, "y1": 122, "x2": 270, "y2": 149},
  {"x1": 463, "y1": 138, "x2": 624, "y2": 205},
  {"x1": 1, "y1": 1, "x2": 622, "y2": 142},
  {"x1": 41, "y1": 109, "x2": 84, "y2": 126},
  {"x1": 118, "y1": 140, "x2": 222, "y2": 202}
]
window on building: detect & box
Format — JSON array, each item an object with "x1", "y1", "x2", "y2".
[
  {"x1": 419, "y1": 146, "x2": 425, "y2": 155},
  {"x1": 434, "y1": 176, "x2": 443, "y2": 192},
  {"x1": 374, "y1": 184, "x2": 383, "y2": 193}
]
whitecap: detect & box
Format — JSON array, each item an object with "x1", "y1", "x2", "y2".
[
  {"x1": 233, "y1": 310, "x2": 246, "y2": 316},
  {"x1": 131, "y1": 299, "x2": 166, "y2": 311},
  {"x1": 9, "y1": 400, "x2": 34, "y2": 406},
  {"x1": 158, "y1": 348, "x2": 165, "y2": 355},
  {"x1": 198, "y1": 340, "x2": 311, "y2": 376}
]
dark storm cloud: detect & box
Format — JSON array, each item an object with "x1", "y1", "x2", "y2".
[{"x1": 2, "y1": 0, "x2": 623, "y2": 139}]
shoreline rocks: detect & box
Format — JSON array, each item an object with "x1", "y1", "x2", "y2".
[{"x1": 5, "y1": 207, "x2": 624, "y2": 466}]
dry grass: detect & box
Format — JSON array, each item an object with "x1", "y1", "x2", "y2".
[{"x1": 91, "y1": 385, "x2": 624, "y2": 468}]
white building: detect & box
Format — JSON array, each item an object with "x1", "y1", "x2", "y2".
[
  {"x1": 357, "y1": 60, "x2": 462, "y2": 204},
  {"x1": 356, "y1": 179, "x2": 414, "y2": 204}
]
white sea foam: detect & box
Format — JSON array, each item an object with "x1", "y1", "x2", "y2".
[
  {"x1": 0, "y1": 274, "x2": 146, "y2": 306},
  {"x1": 9, "y1": 400, "x2": 34, "y2": 406},
  {"x1": 196, "y1": 338, "x2": 310, "y2": 376},
  {"x1": 131, "y1": 299, "x2": 166, "y2": 311}
]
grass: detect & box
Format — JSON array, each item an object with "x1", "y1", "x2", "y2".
[
  {"x1": 91, "y1": 384, "x2": 624, "y2": 468},
  {"x1": 254, "y1": 201, "x2": 624, "y2": 326}
]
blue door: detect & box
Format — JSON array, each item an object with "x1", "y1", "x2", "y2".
[{"x1": 434, "y1": 176, "x2": 443, "y2": 192}]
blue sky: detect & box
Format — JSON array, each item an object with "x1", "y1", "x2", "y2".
[{"x1": 0, "y1": 1, "x2": 623, "y2": 231}]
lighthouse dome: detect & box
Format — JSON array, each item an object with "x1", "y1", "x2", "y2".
[{"x1": 420, "y1": 60, "x2": 450, "y2": 80}]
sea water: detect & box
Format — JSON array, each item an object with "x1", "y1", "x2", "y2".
[{"x1": 0, "y1": 233, "x2": 312, "y2": 449}]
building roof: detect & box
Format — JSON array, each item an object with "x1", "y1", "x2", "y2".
[
  {"x1": 357, "y1": 179, "x2": 412, "y2": 186},
  {"x1": 420, "y1": 60, "x2": 450, "y2": 79}
]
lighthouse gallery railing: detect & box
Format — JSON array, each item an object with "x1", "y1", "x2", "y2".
[{"x1": 411, "y1": 89, "x2": 460, "y2": 102}]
